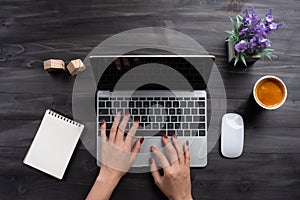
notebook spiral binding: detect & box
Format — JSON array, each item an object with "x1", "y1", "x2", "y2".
[{"x1": 47, "y1": 109, "x2": 82, "y2": 128}]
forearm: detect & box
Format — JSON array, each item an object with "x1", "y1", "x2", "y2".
[{"x1": 86, "y1": 173, "x2": 120, "y2": 200}]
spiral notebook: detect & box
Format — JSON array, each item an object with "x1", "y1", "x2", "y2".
[{"x1": 23, "y1": 109, "x2": 84, "y2": 179}]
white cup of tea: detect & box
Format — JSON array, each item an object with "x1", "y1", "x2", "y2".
[{"x1": 253, "y1": 75, "x2": 287, "y2": 110}]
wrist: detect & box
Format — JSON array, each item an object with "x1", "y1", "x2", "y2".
[
  {"x1": 170, "y1": 195, "x2": 193, "y2": 200},
  {"x1": 97, "y1": 170, "x2": 121, "y2": 188}
]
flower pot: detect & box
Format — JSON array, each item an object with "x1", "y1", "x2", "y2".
[{"x1": 226, "y1": 40, "x2": 261, "y2": 66}]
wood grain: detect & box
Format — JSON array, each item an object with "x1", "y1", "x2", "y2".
[{"x1": 0, "y1": 0, "x2": 299, "y2": 199}]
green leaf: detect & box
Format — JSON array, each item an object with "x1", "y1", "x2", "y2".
[
  {"x1": 234, "y1": 53, "x2": 240, "y2": 66},
  {"x1": 236, "y1": 16, "x2": 241, "y2": 28},
  {"x1": 230, "y1": 17, "x2": 236, "y2": 28},
  {"x1": 240, "y1": 54, "x2": 247, "y2": 66},
  {"x1": 225, "y1": 30, "x2": 234, "y2": 35}
]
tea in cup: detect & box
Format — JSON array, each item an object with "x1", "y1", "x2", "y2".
[{"x1": 253, "y1": 75, "x2": 287, "y2": 110}]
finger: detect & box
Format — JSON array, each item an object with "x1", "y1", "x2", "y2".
[
  {"x1": 109, "y1": 112, "x2": 121, "y2": 142},
  {"x1": 151, "y1": 145, "x2": 170, "y2": 168},
  {"x1": 116, "y1": 111, "x2": 130, "y2": 143},
  {"x1": 115, "y1": 58, "x2": 121, "y2": 71},
  {"x1": 122, "y1": 58, "x2": 130, "y2": 71},
  {"x1": 150, "y1": 158, "x2": 162, "y2": 186},
  {"x1": 184, "y1": 140, "x2": 191, "y2": 166},
  {"x1": 171, "y1": 134, "x2": 184, "y2": 163},
  {"x1": 125, "y1": 118, "x2": 139, "y2": 146},
  {"x1": 100, "y1": 120, "x2": 107, "y2": 143},
  {"x1": 129, "y1": 137, "x2": 144, "y2": 163},
  {"x1": 162, "y1": 133, "x2": 179, "y2": 165}
]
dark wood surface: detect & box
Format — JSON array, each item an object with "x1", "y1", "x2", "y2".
[{"x1": 1, "y1": 0, "x2": 299, "y2": 199}]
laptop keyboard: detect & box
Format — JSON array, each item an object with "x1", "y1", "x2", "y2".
[{"x1": 98, "y1": 96, "x2": 206, "y2": 137}]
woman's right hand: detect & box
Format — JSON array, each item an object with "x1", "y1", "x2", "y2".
[{"x1": 150, "y1": 134, "x2": 193, "y2": 200}]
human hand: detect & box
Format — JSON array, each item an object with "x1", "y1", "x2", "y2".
[
  {"x1": 98, "y1": 112, "x2": 143, "y2": 185},
  {"x1": 150, "y1": 134, "x2": 192, "y2": 200},
  {"x1": 87, "y1": 112, "x2": 143, "y2": 200}
]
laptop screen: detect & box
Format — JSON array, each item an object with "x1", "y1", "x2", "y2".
[{"x1": 90, "y1": 55, "x2": 214, "y2": 92}]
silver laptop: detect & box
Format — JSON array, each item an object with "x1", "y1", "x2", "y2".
[{"x1": 91, "y1": 55, "x2": 215, "y2": 167}]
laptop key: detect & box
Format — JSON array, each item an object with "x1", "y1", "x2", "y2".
[
  {"x1": 153, "y1": 123, "x2": 159, "y2": 129},
  {"x1": 169, "y1": 109, "x2": 175, "y2": 115},
  {"x1": 143, "y1": 101, "x2": 149, "y2": 107},
  {"x1": 156, "y1": 116, "x2": 162, "y2": 122},
  {"x1": 193, "y1": 116, "x2": 200, "y2": 122},
  {"x1": 166, "y1": 101, "x2": 172, "y2": 107},
  {"x1": 147, "y1": 109, "x2": 154, "y2": 115},
  {"x1": 196, "y1": 101, "x2": 205, "y2": 107},
  {"x1": 160, "y1": 123, "x2": 166, "y2": 130},
  {"x1": 199, "y1": 130, "x2": 206, "y2": 136},
  {"x1": 192, "y1": 130, "x2": 198, "y2": 136},
  {"x1": 177, "y1": 130, "x2": 183, "y2": 136},
  {"x1": 150, "y1": 101, "x2": 157, "y2": 107},
  {"x1": 184, "y1": 109, "x2": 190, "y2": 115},
  {"x1": 106, "y1": 101, "x2": 112, "y2": 107},
  {"x1": 154, "y1": 109, "x2": 161, "y2": 115},
  {"x1": 99, "y1": 97, "x2": 109, "y2": 100},
  {"x1": 158, "y1": 101, "x2": 164, "y2": 107},
  {"x1": 167, "y1": 130, "x2": 175, "y2": 136},
  {"x1": 99, "y1": 115, "x2": 110, "y2": 123},
  {"x1": 136, "y1": 101, "x2": 142, "y2": 107},
  {"x1": 182, "y1": 123, "x2": 188, "y2": 129},
  {"x1": 186, "y1": 116, "x2": 192, "y2": 122},
  {"x1": 190, "y1": 123, "x2": 199, "y2": 129},
  {"x1": 113, "y1": 101, "x2": 120, "y2": 107},
  {"x1": 164, "y1": 116, "x2": 170, "y2": 122},
  {"x1": 140, "y1": 109, "x2": 146, "y2": 115},
  {"x1": 132, "y1": 109, "x2": 138, "y2": 115},
  {"x1": 149, "y1": 116, "x2": 155, "y2": 122},
  {"x1": 121, "y1": 101, "x2": 127, "y2": 107},
  {"x1": 200, "y1": 116, "x2": 205, "y2": 122},
  {"x1": 167, "y1": 123, "x2": 174, "y2": 129},
  {"x1": 154, "y1": 97, "x2": 160, "y2": 100},
  {"x1": 141, "y1": 116, "x2": 148, "y2": 122},
  {"x1": 99, "y1": 109, "x2": 109, "y2": 115},
  {"x1": 191, "y1": 109, "x2": 197, "y2": 114},
  {"x1": 173, "y1": 101, "x2": 179, "y2": 107},
  {"x1": 180, "y1": 101, "x2": 186, "y2": 107},
  {"x1": 177, "y1": 109, "x2": 182, "y2": 115},
  {"x1": 175, "y1": 123, "x2": 181, "y2": 129},
  {"x1": 129, "y1": 101, "x2": 135, "y2": 107},
  {"x1": 171, "y1": 116, "x2": 177, "y2": 122},
  {"x1": 188, "y1": 101, "x2": 194, "y2": 107},
  {"x1": 199, "y1": 109, "x2": 205, "y2": 114},
  {"x1": 184, "y1": 130, "x2": 190, "y2": 136},
  {"x1": 99, "y1": 101, "x2": 105, "y2": 108}
]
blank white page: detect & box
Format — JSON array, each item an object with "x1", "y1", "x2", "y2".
[{"x1": 23, "y1": 109, "x2": 84, "y2": 179}]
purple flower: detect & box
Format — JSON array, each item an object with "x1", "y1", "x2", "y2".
[
  {"x1": 266, "y1": 8, "x2": 273, "y2": 23},
  {"x1": 258, "y1": 38, "x2": 271, "y2": 48},
  {"x1": 235, "y1": 40, "x2": 248, "y2": 52}
]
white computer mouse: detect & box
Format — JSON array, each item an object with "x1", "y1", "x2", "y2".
[{"x1": 221, "y1": 113, "x2": 244, "y2": 158}]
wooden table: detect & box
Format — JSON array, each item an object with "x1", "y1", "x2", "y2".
[{"x1": 1, "y1": 0, "x2": 299, "y2": 199}]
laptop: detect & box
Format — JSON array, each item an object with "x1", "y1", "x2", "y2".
[{"x1": 90, "y1": 55, "x2": 215, "y2": 167}]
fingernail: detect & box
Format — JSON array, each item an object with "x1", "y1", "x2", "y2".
[
  {"x1": 134, "y1": 117, "x2": 139, "y2": 123},
  {"x1": 162, "y1": 133, "x2": 168, "y2": 139},
  {"x1": 186, "y1": 140, "x2": 189, "y2": 146},
  {"x1": 172, "y1": 134, "x2": 177, "y2": 139},
  {"x1": 101, "y1": 119, "x2": 105, "y2": 125},
  {"x1": 149, "y1": 158, "x2": 153, "y2": 164},
  {"x1": 125, "y1": 109, "x2": 130, "y2": 115},
  {"x1": 150, "y1": 145, "x2": 155, "y2": 151},
  {"x1": 139, "y1": 137, "x2": 144, "y2": 144}
]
